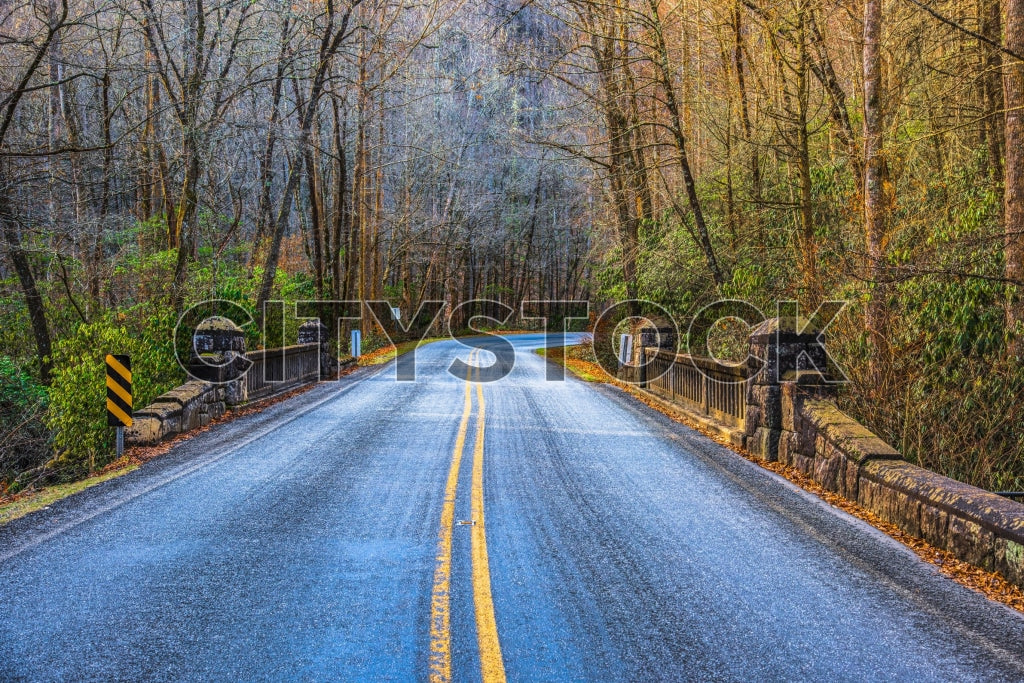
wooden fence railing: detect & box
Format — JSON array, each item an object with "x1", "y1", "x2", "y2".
[{"x1": 641, "y1": 348, "x2": 750, "y2": 428}]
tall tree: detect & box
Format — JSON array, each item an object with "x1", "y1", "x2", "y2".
[
  {"x1": 137, "y1": 0, "x2": 254, "y2": 309},
  {"x1": 1007, "y1": 0, "x2": 1024, "y2": 351},
  {"x1": 0, "y1": 0, "x2": 70, "y2": 383},
  {"x1": 863, "y1": 0, "x2": 890, "y2": 368},
  {"x1": 256, "y1": 0, "x2": 361, "y2": 316},
  {"x1": 643, "y1": 0, "x2": 726, "y2": 287}
]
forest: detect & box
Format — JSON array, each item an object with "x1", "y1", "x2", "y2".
[{"x1": 1, "y1": 0, "x2": 1023, "y2": 493}]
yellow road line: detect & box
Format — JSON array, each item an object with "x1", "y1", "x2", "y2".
[
  {"x1": 471, "y1": 377, "x2": 506, "y2": 682},
  {"x1": 429, "y1": 349, "x2": 477, "y2": 683}
]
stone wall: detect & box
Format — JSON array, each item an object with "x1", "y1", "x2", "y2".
[
  {"x1": 127, "y1": 381, "x2": 228, "y2": 445},
  {"x1": 126, "y1": 316, "x2": 346, "y2": 447},
  {"x1": 623, "y1": 315, "x2": 1024, "y2": 589},
  {"x1": 741, "y1": 318, "x2": 1024, "y2": 590}
]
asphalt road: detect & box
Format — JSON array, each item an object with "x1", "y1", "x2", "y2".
[{"x1": 2, "y1": 333, "x2": 1024, "y2": 681}]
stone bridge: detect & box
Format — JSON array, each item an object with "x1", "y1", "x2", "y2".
[{"x1": 620, "y1": 318, "x2": 1024, "y2": 590}]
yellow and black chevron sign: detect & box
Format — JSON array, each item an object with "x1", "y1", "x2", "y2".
[{"x1": 106, "y1": 354, "x2": 133, "y2": 427}]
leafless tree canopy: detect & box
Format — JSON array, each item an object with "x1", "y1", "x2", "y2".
[{"x1": 3, "y1": 0, "x2": 1024, "y2": 488}]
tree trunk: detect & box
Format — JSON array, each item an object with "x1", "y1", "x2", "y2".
[
  {"x1": 93, "y1": 69, "x2": 113, "y2": 301},
  {"x1": 982, "y1": 0, "x2": 1004, "y2": 185},
  {"x1": 0, "y1": 0, "x2": 66, "y2": 383},
  {"x1": 1006, "y1": 0, "x2": 1024, "y2": 350},
  {"x1": 733, "y1": 2, "x2": 762, "y2": 213},
  {"x1": 796, "y1": 12, "x2": 819, "y2": 304},
  {"x1": 170, "y1": 142, "x2": 200, "y2": 309},
  {"x1": 646, "y1": 0, "x2": 725, "y2": 286},
  {"x1": 253, "y1": 16, "x2": 291, "y2": 255},
  {"x1": 808, "y1": 9, "x2": 862, "y2": 191},
  {"x1": 306, "y1": 145, "x2": 326, "y2": 299},
  {"x1": 1, "y1": 185, "x2": 53, "y2": 383},
  {"x1": 332, "y1": 95, "x2": 350, "y2": 300},
  {"x1": 863, "y1": 0, "x2": 890, "y2": 367},
  {"x1": 255, "y1": 2, "x2": 357, "y2": 318}
]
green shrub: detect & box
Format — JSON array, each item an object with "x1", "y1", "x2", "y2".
[
  {"x1": 0, "y1": 280, "x2": 36, "y2": 364},
  {"x1": 45, "y1": 316, "x2": 182, "y2": 477},
  {"x1": 0, "y1": 357, "x2": 50, "y2": 490}
]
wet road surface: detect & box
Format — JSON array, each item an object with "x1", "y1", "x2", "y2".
[{"x1": 2, "y1": 334, "x2": 1023, "y2": 681}]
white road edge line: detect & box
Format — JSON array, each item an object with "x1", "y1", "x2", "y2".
[{"x1": 0, "y1": 363, "x2": 391, "y2": 564}]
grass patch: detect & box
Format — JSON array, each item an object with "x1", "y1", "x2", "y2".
[
  {"x1": 358, "y1": 337, "x2": 448, "y2": 366},
  {"x1": 536, "y1": 344, "x2": 614, "y2": 383},
  {"x1": 0, "y1": 463, "x2": 137, "y2": 525}
]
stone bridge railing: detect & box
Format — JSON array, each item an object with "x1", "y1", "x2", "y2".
[
  {"x1": 622, "y1": 318, "x2": 1024, "y2": 590},
  {"x1": 127, "y1": 319, "x2": 348, "y2": 447}
]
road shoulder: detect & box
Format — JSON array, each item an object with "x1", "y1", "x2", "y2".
[{"x1": 541, "y1": 342, "x2": 1024, "y2": 616}]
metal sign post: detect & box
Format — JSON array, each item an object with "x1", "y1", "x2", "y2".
[
  {"x1": 106, "y1": 354, "x2": 133, "y2": 457},
  {"x1": 351, "y1": 329, "x2": 362, "y2": 359},
  {"x1": 618, "y1": 334, "x2": 634, "y2": 366}
]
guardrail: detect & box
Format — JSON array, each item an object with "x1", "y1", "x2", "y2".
[
  {"x1": 245, "y1": 343, "x2": 321, "y2": 401},
  {"x1": 641, "y1": 348, "x2": 749, "y2": 428}
]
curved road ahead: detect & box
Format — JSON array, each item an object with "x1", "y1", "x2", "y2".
[{"x1": 2, "y1": 334, "x2": 1023, "y2": 681}]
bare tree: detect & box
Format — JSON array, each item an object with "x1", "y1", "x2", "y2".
[
  {"x1": 0, "y1": 0, "x2": 71, "y2": 383},
  {"x1": 1007, "y1": 0, "x2": 1024, "y2": 352},
  {"x1": 137, "y1": 0, "x2": 254, "y2": 309},
  {"x1": 863, "y1": 0, "x2": 889, "y2": 369},
  {"x1": 256, "y1": 0, "x2": 362, "y2": 316}
]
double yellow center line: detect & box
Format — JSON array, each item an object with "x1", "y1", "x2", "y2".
[{"x1": 429, "y1": 350, "x2": 506, "y2": 683}]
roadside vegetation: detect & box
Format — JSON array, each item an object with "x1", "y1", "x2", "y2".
[
  {"x1": 536, "y1": 345, "x2": 614, "y2": 384},
  {"x1": 0, "y1": 463, "x2": 138, "y2": 526},
  {"x1": 358, "y1": 337, "x2": 449, "y2": 366},
  {"x1": 0, "y1": 248, "x2": 327, "y2": 494},
  {"x1": 2, "y1": 0, "x2": 1024, "y2": 497}
]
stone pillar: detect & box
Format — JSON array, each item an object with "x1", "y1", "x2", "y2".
[
  {"x1": 189, "y1": 316, "x2": 248, "y2": 405},
  {"x1": 622, "y1": 320, "x2": 677, "y2": 385},
  {"x1": 298, "y1": 319, "x2": 339, "y2": 378},
  {"x1": 635, "y1": 322, "x2": 677, "y2": 364},
  {"x1": 744, "y1": 318, "x2": 834, "y2": 460}
]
